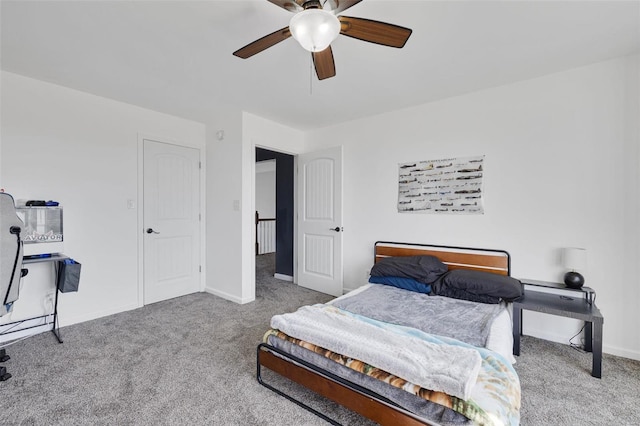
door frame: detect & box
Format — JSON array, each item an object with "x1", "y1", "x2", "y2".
[
  {"x1": 252, "y1": 145, "x2": 299, "y2": 287},
  {"x1": 251, "y1": 144, "x2": 344, "y2": 296},
  {"x1": 137, "y1": 133, "x2": 206, "y2": 307}
]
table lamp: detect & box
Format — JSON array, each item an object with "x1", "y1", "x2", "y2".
[{"x1": 563, "y1": 247, "x2": 587, "y2": 289}]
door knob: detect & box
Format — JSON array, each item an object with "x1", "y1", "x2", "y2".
[
  {"x1": 330, "y1": 227, "x2": 343, "y2": 232},
  {"x1": 146, "y1": 228, "x2": 160, "y2": 234}
]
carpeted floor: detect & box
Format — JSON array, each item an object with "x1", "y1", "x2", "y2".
[{"x1": 0, "y1": 253, "x2": 638, "y2": 425}]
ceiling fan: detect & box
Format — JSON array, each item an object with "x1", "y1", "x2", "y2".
[{"x1": 233, "y1": 0, "x2": 412, "y2": 80}]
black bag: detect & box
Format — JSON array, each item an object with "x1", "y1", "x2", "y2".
[{"x1": 57, "y1": 259, "x2": 81, "y2": 293}]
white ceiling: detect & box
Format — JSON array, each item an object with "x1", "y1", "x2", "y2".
[{"x1": 1, "y1": 0, "x2": 639, "y2": 131}]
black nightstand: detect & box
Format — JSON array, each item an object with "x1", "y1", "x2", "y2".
[{"x1": 512, "y1": 279, "x2": 604, "y2": 378}]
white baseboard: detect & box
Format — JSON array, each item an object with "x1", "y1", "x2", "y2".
[
  {"x1": 523, "y1": 328, "x2": 640, "y2": 362},
  {"x1": 274, "y1": 273, "x2": 293, "y2": 282},
  {"x1": 59, "y1": 302, "x2": 140, "y2": 328},
  {"x1": 602, "y1": 344, "x2": 640, "y2": 361},
  {"x1": 523, "y1": 328, "x2": 570, "y2": 346},
  {"x1": 204, "y1": 287, "x2": 254, "y2": 304},
  {"x1": 0, "y1": 304, "x2": 144, "y2": 343}
]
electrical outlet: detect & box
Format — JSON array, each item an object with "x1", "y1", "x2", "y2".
[{"x1": 43, "y1": 294, "x2": 54, "y2": 311}]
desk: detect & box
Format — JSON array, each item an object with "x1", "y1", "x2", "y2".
[
  {"x1": 0, "y1": 254, "x2": 69, "y2": 344},
  {"x1": 512, "y1": 279, "x2": 604, "y2": 378}
]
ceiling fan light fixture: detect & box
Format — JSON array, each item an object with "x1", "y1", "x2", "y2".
[{"x1": 289, "y1": 9, "x2": 340, "y2": 52}]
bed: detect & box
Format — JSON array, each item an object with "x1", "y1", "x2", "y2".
[{"x1": 257, "y1": 241, "x2": 522, "y2": 425}]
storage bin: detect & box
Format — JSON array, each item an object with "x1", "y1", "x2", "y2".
[{"x1": 57, "y1": 259, "x2": 81, "y2": 293}]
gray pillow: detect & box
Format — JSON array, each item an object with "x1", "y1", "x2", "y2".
[
  {"x1": 435, "y1": 285, "x2": 502, "y2": 304},
  {"x1": 434, "y1": 269, "x2": 523, "y2": 302},
  {"x1": 370, "y1": 255, "x2": 448, "y2": 284}
]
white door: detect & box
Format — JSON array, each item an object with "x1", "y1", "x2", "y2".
[
  {"x1": 143, "y1": 140, "x2": 201, "y2": 304},
  {"x1": 297, "y1": 146, "x2": 343, "y2": 296}
]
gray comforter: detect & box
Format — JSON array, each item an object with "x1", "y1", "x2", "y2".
[{"x1": 332, "y1": 284, "x2": 504, "y2": 347}]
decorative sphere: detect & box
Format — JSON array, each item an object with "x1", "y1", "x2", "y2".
[{"x1": 564, "y1": 271, "x2": 585, "y2": 289}]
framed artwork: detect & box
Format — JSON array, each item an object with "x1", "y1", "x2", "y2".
[{"x1": 398, "y1": 155, "x2": 484, "y2": 214}]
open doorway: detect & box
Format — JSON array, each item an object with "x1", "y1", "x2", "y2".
[
  {"x1": 255, "y1": 158, "x2": 276, "y2": 280},
  {"x1": 255, "y1": 148, "x2": 294, "y2": 285}
]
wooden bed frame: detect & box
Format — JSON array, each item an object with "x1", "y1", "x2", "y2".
[{"x1": 257, "y1": 241, "x2": 511, "y2": 426}]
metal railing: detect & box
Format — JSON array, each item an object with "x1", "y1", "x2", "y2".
[{"x1": 256, "y1": 211, "x2": 276, "y2": 255}]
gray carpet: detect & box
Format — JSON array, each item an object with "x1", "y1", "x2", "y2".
[{"x1": 0, "y1": 253, "x2": 638, "y2": 425}]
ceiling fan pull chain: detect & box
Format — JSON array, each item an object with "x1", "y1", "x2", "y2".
[{"x1": 309, "y1": 53, "x2": 313, "y2": 95}]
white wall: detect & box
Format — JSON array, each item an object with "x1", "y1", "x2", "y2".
[
  {"x1": 305, "y1": 55, "x2": 640, "y2": 360},
  {"x1": 255, "y1": 160, "x2": 276, "y2": 219},
  {"x1": 0, "y1": 71, "x2": 206, "y2": 327},
  {"x1": 244, "y1": 113, "x2": 305, "y2": 288},
  {"x1": 204, "y1": 112, "x2": 304, "y2": 304},
  {"x1": 255, "y1": 160, "x2": 276, "y2": 255},
  {"x1": 204, "y1": 108, "x2": 248, "y2": 302},
  {"x1": 245, "y1": 112, "x2": 307, "y2": 156}
]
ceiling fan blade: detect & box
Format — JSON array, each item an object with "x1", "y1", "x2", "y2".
[
  {"x1": 233, "y1": 27, "x2": 292, "y2": 59},
  {"x1": 313, "y1": 46, "x2": 336, "y2": 80},
  {"x1": 325, "y1": 0, "x2": 363, "y2": 14},
  {"x1": 339, "y1": 16, "x2": 412, "y2": 48}
]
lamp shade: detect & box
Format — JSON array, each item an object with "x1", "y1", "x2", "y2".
[
  {"x1": 563, "y1": 247, "x2": 587, "y2": 271},
  {"x1": 289, "y1": 9, "x2": 340, "y2": 52}
]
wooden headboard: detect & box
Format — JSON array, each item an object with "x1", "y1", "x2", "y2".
[{"x1": 374, "y1": 241, "x2": 511, "y2": 276}]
